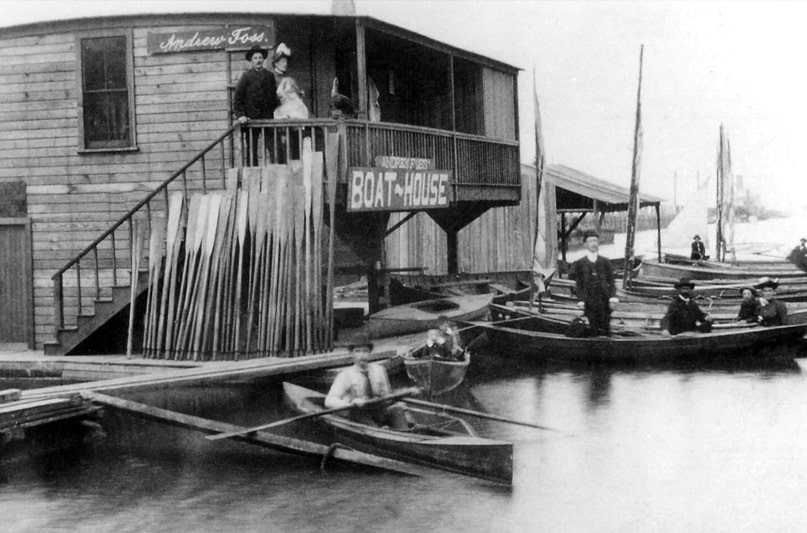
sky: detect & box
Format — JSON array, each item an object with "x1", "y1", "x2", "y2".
[{"x1": 3, "y1": 0, "x2": 806, "y2": 211}]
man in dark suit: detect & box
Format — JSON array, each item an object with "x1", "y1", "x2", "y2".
[
  {"x1": 661, "y1": 278, "x2": 713, "y2": 335},
  {"x1": 570, "y1": 230, "x2": 618, "y2": 336},
  {"x1": 233, "y1": 44, "x2": 278, "y2": 165},
  {"x1": 690, "y1": 234, "x2": 707, "y2": 261}
]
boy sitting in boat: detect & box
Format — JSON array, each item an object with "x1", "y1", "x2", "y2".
[
  {"x1": 661, "y1": 278, "x2": 713, "y2": 335},
  {"x1": 754, "y1": 278, "x2": 788, "y2": 326},
  {"x1": 325, "y1": 334, "x2": 410, "y2": 429},
  {"x1": 414, "y1": 320, "x2": 464, "y2": 361}
]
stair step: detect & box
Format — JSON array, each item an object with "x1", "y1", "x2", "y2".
[{"x1": 95, "y1": 297, "x2": 114, "y2": 304}]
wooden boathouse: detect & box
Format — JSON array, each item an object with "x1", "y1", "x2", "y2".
[{"x1": 0, "y1": 13, "x2": 522, "y2": 355}]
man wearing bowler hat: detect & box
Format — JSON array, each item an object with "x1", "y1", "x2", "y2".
[
  {"x1": 690, "y1": 234, "x2": 708, "y2": 261},
  {"x1": 233, "y1": 43, "x2": 278, "y2": 165},
  {"x1": 661, "y1": 278, "x2": 713, "y2": 335},
  {"x1": 570, "y1": 230, "x2": 619, "y2": 336}
]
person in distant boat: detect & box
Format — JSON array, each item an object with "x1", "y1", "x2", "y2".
[
  {"x1": 325, "y1": 334, "x2": 410, "y2": 429},
  {"x1": 787, "y1": 238, "x2": 807, "y2": 270},
  {"x1": 570, "y1": 230, "x2": 619, "y2": 336},
  {"x1": 690, "y1": 235, "x2": 708, "y2": 261},
  {"x1": 233, "y1": 44, "x2": 278, "y2": 166},
  {"x1": 413, "y1": 329, "x2": 453, "y2": 360},
  {"x1": 661, "y1": 278, "x2": 713, "y2": 335},
  {"x1": 736, "y1": 286, "x2": 759, "y2": 323},
  {"x1": 754, "y1": 277, "x2": 788, "y2": 327}
]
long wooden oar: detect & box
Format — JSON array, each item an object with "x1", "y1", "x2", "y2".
[
  {"x1": 402, "y1": 397, "x2": 561, "y2": 432},
  {"x1": 206, "y1": 387, "x2": 420, "y2": 441}
]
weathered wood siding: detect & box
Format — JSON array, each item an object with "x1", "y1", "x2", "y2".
[
  {"x1": 0, "y1": 23, "x2": 240, "y2": 346},
  {"x1": 385, "y1": 164, "x2": 536, "y2": 273},
  {"x1": 482, "y1": 67, "x2": 516, "y2": 140}
]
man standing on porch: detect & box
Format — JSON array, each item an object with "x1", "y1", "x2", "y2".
[
  {"x1": 571, "y1": 230, "x2": 619, "y2": 336},
  {"x1": 233, "y1": 43, "x2": 278, "y2": 165}
]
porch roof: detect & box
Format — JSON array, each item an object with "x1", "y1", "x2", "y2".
[{"x1": 544, "y1": 164, "x2": 665, "y2": 212}]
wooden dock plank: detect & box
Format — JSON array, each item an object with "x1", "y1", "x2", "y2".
[{"x1": 83, "y1": 392, "x2": 430, "y2": 477}]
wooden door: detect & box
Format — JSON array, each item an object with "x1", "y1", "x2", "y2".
[{"x1": 0, "y1": 219, "x2": 33, "y2": 345}]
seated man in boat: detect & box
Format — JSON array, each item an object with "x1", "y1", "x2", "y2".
[
  {"x1": 325, "y1": 334, "x2": 411, "y2": 430},
  {"x1": 787, "y1": 238, "x2": 807, "y2": 270},
  {"x1": 661, "y1": 278, "x2": 713, "y2": 335},
  {"x1": 690, "y1": 235, "x2": 709, "y2": 261},
  {"x1": 754, "y1": 277, "x2": 788, "y2": 327},
  {"x1": 438, "y1": 317, "x2": 465, "y2": 360},
  {"x1": 736, "y1": 286, "x2": 759, "y2": 323}
]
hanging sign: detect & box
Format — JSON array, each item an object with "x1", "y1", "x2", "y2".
[
  {"x1": 347, "y1": 167, "x2": 452, "y2": 212},
  {"x1": 374, "y1": 155, "x2": 434, "y2": 170},
  {"x1": 147, "y1": 25, "x2": 274, "y2": 54}
]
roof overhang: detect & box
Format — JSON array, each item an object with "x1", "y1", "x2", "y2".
[{"x1": 542, "y1": 164, "x2": 665, "y2": 212}]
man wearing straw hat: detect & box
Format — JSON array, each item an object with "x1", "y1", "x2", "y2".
[
  {"x1": 570, "y1": 230, "x2": 618, "y2": 336},
  {"x1": 661, "y1": 278, "x2": 713, "y2": 335},
  {"x1": 754, "y1": 277, "x2": 788, "y2": 326},
  {"x1": 325, "y1": 333, "x2": 411, "y2": 429}
]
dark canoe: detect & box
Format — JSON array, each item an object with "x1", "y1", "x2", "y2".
[
  {"x1": 479, "y1": 306, "x2": 807, "y2": 363},
  {"x1": 366, "y1": 294, "x2": 493, "y2": 339},
  {"x1": 282, "y1": 382, "x2": 513, "y2": 485},
  {"x1": 403, "y1": 352, "x2": 470, "y2": 396}
]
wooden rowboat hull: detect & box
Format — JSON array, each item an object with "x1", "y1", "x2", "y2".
[
  {"x1": 404, "y1": 354, "x2": 470, "y2": 396},
  {"x1": 282, "y1": 382, "x2": 513, "y2": 485}
]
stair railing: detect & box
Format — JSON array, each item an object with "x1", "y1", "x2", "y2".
[{"x1": 51, "y1": 124, "x2": 240, "y2": 330}]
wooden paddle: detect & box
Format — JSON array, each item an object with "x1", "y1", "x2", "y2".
[
  {"x1": 402, "y1": 397, "x2": 561, "y2": 432},
  {"x1": 206, "y1": 387, "x2": 421, "y2": 441}
]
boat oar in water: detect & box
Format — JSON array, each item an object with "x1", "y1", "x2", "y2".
[
  {"x1": 402, "y1": 397, "x2": 562, "y2": 433},
  {"x1": 206, "y1": 387, "x2": 421, "y2": 441}
]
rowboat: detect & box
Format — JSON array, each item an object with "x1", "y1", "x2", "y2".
[
  {"x1": 639, "y1": 258, "x2": 807, "y2": 281},
  {"x1": 282, "y1": 382, "x2": 513, "y2": 485},
  {"x1": 366, "y1": 294, "x2": 493, "y2": 338},
  {"x1": 404, "y1": 351, "x2": 470, "y2": 396},
  {"x1": 476, "y1": 305, "x2": 807, "y2": 363}
]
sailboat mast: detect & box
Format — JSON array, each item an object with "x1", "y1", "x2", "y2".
[{"x1": 622, "y1": 45, "x2": 644, "y2": 289}]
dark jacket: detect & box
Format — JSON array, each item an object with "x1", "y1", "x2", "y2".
[
  {"x1": 757, "y1": 299, "x2": 787, "y2": 326},
  {"x1": 570, "y1": 255, "x2": 616, "y2": 306},
  {"x1": 737, "y1": 299, "x2": 758, "y2": 322},
  {"x1": 691, "y1": 240, "x2": 706, "y2": 260},
  {"x1": 661, "y1": 296, "x2": 709, "y2": 335},
  {"x1": 233, "y1": 68, "x2": 278, "y2": 120}
]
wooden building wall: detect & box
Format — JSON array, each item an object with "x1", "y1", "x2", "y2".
[{"x1": 385, "y1": 164, "x2": 537, "y2": 274}]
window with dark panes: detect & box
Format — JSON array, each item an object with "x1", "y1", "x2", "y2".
[{"x1": 80, "y1": 35, "x2": 131, "y2": 149}]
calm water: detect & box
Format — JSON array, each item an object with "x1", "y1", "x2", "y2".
[{"x1": 3, "y1": 345, "x2": 807, "y2": 533}]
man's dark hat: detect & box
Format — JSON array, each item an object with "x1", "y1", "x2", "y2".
[
  {"x1": 674, "y1": 277, "x2": 695, "y2": 289},
  {"x1": 754, "y1": 277, "x2": 779, "y2": 290},
  {"x1": 801, "y1": 238, "x2": 806, "y2": 243},
  {"x1": 347, "y1": 332, "x2": 374, "y2": 351},
  {"x1": 582, "y1": 230, "x2": 599, "y2": 241},
  {"x1": 693, "y1": 234, "x2": 701, "y2": 240},
  {"x1": 245, "y1": 44, "x2": 268, "y2": 61}
]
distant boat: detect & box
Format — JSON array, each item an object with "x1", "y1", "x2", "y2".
[
  {"x1": 366, "y1": 294, "x2": 493, "y2": 338},
  {"x1": 404, "y1": 350, "x2": 470, "y2": 397},
  {"x1": 388, "y1": 270, "x2": 533, "y2": 306},
  {"x1": 282, "y1": 382, "x2": 513, "y2": 485}
]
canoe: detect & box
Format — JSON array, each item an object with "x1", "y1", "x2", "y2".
[
  {"x1": 282, "y1": 382, "x2": 513, "y2": 485},
  {"x1": 404, "y1": 351, "x2": 470, "y2": 396},
  {"x1": 476, "y1": 306, "x2": 807, "y2": 363},
  {"x1": 639, "y1": 258, "x2": 807, "y2": 281},
  {"x1": 366, "y1": 294, "x2": 493, "y2": 338}
]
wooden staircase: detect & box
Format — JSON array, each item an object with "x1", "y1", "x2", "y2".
[{"x1": 45, "y1": 271, "x2": 150, "y2": 356}]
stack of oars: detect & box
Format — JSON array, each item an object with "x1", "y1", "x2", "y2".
[{"x1": 143, "y1": 139, "x2": 333, "y2": 360}]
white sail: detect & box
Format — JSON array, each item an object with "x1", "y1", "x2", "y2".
[{"x1": 663, "y1": 176, "x2": 712, "y2": 252}]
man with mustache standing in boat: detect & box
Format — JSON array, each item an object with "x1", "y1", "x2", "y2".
[{"x1": 570, "y1": 230, "x2": 619, "y2": 336}]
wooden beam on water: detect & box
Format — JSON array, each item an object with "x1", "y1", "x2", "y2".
[{"x1": 83, "y1": 392, "x2": 428, "y2": 477}]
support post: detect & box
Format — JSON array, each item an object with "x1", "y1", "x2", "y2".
[
  {"x1": 355, "y1": 20, "x2": 368, "y2": 120},
  {"x1": 447, "y1": 229, "x2": 459, "y2": 275}
]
